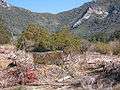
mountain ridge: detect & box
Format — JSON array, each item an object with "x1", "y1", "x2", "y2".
[{"x1": 0, "y1": 0, "x2": 120, "y2": 41}]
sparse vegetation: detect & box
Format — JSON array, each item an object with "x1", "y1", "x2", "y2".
[
  {"x1": 0, "y1": 18, "x2": 11, "y2": 44},
  {"x1": 93, "y1": 41, "x2": 120, "y2": 55},
  {"x1": 94, "y1": 42, "x2": 111, "y2": 54},
  {"x1": 89, "y1": 32, "x2": 109, "y2": 43},
  {"x1": 33, "y1": 51, "x2": 64, "y2": 66},
  {"x1": 109, "y1": 41, "x2": 120, "y2": 55}
]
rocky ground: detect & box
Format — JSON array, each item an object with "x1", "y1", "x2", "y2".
[{"x1": 0, "y1": 45, "x2": 120, "y2": 90}]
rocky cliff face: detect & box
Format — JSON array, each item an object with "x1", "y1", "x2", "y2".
[
  {"x1": 69, "y1": 0, "x2": 120, "y2": 38},
  {"x1": 72, "y1": 4, "x2": 108, "y2": 28}
]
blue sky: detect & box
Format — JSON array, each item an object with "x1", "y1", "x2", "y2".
[{"x1": 8, "y1": 0, "x2": 91, "y2": 13}]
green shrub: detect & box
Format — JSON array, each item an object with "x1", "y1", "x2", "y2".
[
  {"x1": 110, "y1": 30, "x2": 120, "y2": 41},
  {"x1": 50, "y1": 26, "x2": 73, "y2": 50},
  {"x1": 112, "y1": 46, "x2": 120, "y2": 55},
  {"x1": 109, "y1": 41, "x2": 120, "y2": 55},
  {"x1": 17, "y1": 24, "x2": 86, "y2": 54},
  {"x1": 80, "y1": 39, "x2": 91, "y2": 53},
  {"x1": 89, "y1": 32, "x2": 109, "y2": 43},
  {"x1": 16, "y1": 23, "x2": 51, "y2": 52},
  {"x1": 50, "y1": 26, "x2": 82, "y2": 54},
  {"x1": 95, "y1": 42, "x2": 112, "y2": 54}
]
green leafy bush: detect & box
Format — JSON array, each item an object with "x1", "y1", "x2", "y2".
[
  {"x1": 89, "y1": 32, "x2": 109, "y2": 43},
  {"x1": 110, "y1": 30, "x2": 120, "y2": 41},
  {"x1": 109, "y1": 41, "x2": 120, "y2": 55},
  {"x1": 17, "y1": 24, "x2": 84, "y2": 54},
  {"x1": 50, "y1": 26, "x2": 82, "y2": 54},
  {"x1": 17, "y1": 23, "x2": 51, "y2": 52},
  {"x1": 95, "y1": 42, "x2": 112, "y2": 54}
]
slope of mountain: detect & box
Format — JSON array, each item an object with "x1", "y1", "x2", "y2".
[
  {"x1": 0, "y1": 0, "x2": 120, "y2": 40},
  {"x1": 58, "y1": 0, "x2": 120, "y2": 39}
]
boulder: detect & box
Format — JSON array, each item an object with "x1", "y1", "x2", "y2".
[{"x1": 0, "y1": 59, "x2": 12, "y2": 70}]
